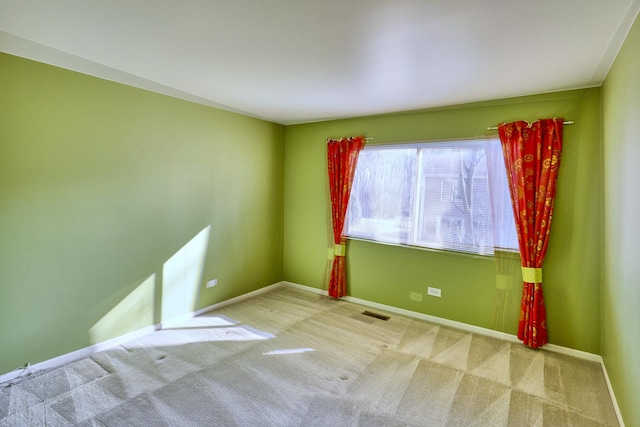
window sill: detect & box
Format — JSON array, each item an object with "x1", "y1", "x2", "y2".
[{"x1": 345, "y1": 236, "x2": 519, "y2": 260}]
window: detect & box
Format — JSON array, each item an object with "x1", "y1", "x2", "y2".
[{"x1": 345, "y1": 138, "x2": 518, "y2": 256}]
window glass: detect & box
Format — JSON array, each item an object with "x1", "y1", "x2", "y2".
[{"x1": 346, "y1": 139, "x2": 518, "y2": 255}]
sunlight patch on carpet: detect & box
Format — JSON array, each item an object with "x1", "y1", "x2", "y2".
[{"x1": 263, "y1": 348, "x2": 315, "y2": 356}]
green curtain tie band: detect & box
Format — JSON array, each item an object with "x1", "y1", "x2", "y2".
[
  {"x1": 334, "y1": 243, "x2": 346, "y2": 257},
  {"x1": 521, "y1": 267, "x2": 542, "y2": 283}
]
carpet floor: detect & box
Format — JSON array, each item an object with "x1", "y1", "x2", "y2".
[{"x1": 0, "y1": 286, "x2": 618, "y2": 426}]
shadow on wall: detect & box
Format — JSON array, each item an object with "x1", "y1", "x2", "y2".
[
  {"x1": 491, "y1": 250, "x2": 521, "y2": 334},
  {"x1": 89, "y1": 226, "x2": 211, "y2": 344}
]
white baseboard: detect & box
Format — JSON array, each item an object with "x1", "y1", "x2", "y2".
[
  {"x1": 193, "y1": 282, "x2": 283, "y2": 317},
  {"x1": 0, "y1": 324, "x2": 160, "y2": 386},
  {"x1": 282, "y1": 280, "x2": 625, "y2": 427},
  {"x1": 282, "y1": 281, "x2": 599, "y2": 359},
  {"x1": 600, "y1": 359, "x2": 626, "y2": 427},
  {"x1": 0, "y1": 282, "x2": 283, "y2": 386}
]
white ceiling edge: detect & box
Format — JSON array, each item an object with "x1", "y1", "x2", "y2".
[
  {"x1": 0, "y1": 31, "x2": 269, "y2": 122},
  {"x1": 589, "y1": 0, "x2": 640, "y2": 85},
  {"x1": 2, "y1": 0, "x2": 639, "y2": 127}
]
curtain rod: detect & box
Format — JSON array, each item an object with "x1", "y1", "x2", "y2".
[
  {"x1": 487, "y1": 120, "x2": 574, "y2": 131},
  {"x1": 326, "y1": 136, "x2": 374, "y2": 142}
]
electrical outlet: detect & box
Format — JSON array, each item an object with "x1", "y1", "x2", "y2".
[
  {"x1": 410, "y1": 292, "x2": 423, "y2": 302},
  {"x1": 207, "y1": 279, "x2": 218, "y2": 288},
  {"x1": 427, "y1": 287, "x2": 441, "y2": 297}
]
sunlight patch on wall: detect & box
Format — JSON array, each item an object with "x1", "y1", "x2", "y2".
[
  {"x1": 89, "y1": 274, "x2": 156, "y2": 344},
  {"x1": 161, "y1": 226, "x2": 211, "y2": 323}
]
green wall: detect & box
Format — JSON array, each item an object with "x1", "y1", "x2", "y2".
[
  {"x1": 602, "y1": 12, "x2": 640, "y2": 427},
  {"x1": 284, "y1": 88, "x2": 602, "y2": 353},
  {"x1": 0, "y1": 53, "x2": 285, "y2": 375}
]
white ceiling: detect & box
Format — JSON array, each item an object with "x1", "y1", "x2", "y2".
[{"x1": 1, "y1": 0, "x2": 639, "y2": 125}]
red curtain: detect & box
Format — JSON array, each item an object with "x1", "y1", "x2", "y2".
[
  {"x1": 327, "y1": 136, "x2": 365, "y2": 298},
  {"x1": 498, "y1": 118, "x2": 563, "y2": 348}
]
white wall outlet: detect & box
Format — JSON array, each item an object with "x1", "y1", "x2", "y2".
[
  {"x1": 410, "y1": 292, "x2": 423, "y2": 302},
  {"x1": 427, "y1": 287, "x2": 442, "y2": 297},
  {"x1": 207, "y1": 279, "x2": 218, "y2": 288}
]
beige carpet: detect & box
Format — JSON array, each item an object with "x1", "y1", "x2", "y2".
[{"x1": 0, "y1": 286, "x2": 618, "y2": 426}]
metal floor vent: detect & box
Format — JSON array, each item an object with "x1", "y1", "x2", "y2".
[{"x1": 361, "y1": 311, "x2": 390, "y2": 321}]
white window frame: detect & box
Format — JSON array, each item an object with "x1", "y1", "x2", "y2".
[{"x1": 345, "y1": 138, "x2": 518, "y2": 256}]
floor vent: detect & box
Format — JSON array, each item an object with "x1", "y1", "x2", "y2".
[{"x1": 361, "y1": 311, "x2": 390, "y2": 321}]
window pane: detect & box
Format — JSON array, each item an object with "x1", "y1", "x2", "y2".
[
  {"x1": 414, "y1": 146, "x2": 494, "y2": 255},
  {"x1": 346, "y1": 148, "x2": 416, "y2": 244},
  {"x1": 485, "y1": 139, "x2": 519, "y2": 251},
  {"x1": 345, "y1": 139, "x2": 519, "y2": 256}
]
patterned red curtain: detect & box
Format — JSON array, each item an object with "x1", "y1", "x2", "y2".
[
  {"x1": 498, "y1": 118, "x2": 563, "y2": 348},
  {"x1": 327, "y1": 136, "x2": 366, "y2": 298}
]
